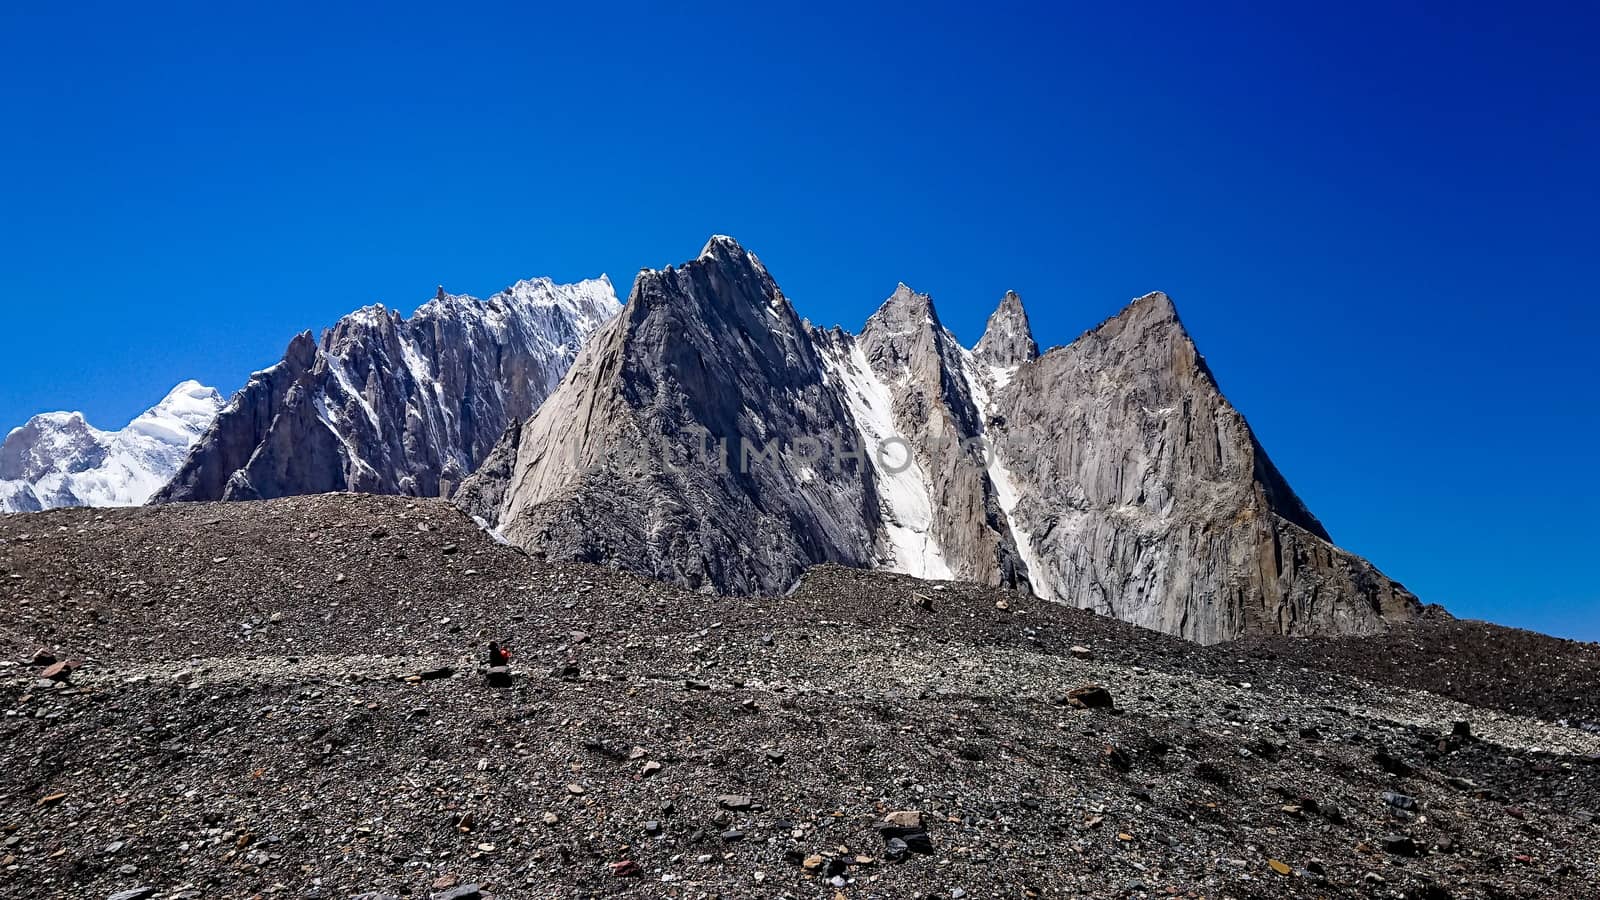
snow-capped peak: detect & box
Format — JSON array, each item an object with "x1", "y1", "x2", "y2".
[
  {"x1": 127, "y1": 380, "x2": 226, "y2": 444},
  {"x1": 0, "y1": 382, "x2": 224, "y2": 513}
]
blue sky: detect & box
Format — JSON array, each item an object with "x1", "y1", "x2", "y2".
[{"x1": 2, "y1": 2, "x2": 1596, "y2": 638}]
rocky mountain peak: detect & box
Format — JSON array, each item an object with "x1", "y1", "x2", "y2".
[
  {"x1": 698, "y1": 233, "x2": 749, "y2": 261},
  {"x1": 1120, "y1": 290, "x2": 1181, "y2": 328},
  {"x1": 875, "y1": 282, "x2": 942, "y2": 326},
  {"x1": 627, "y1": 236, "x2": 798, "y2": 342},
  {"x1": 283, "y1": 331, "x2": 319, "y2": 370},
  {"x1": 974, "y1": 290, "x2": 1039, "y2": 367}
]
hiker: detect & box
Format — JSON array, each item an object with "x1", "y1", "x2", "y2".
[{"x1": 487, "y1": 641, "x2": 511, "y2": 667}]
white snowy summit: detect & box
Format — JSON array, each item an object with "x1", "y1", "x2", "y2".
[{"x1": 0, "y1": 381, "x2": 224, "y2": 512}]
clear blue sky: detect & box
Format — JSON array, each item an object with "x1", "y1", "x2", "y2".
[{"x1": 2, "y1": 2, "x2": 1596, "y2": 638}]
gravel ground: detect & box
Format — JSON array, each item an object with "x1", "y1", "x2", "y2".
[{"x1": 2, "y1": 495, "x2": 1597, "y2": 899}]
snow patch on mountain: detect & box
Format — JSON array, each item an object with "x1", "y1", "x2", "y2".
[
  {"x1": 955, "y1": 348, "x2": 1049, "y2": 598},
  {"x1": 820, "y1": 339, "x2": 953, "y2": 581}
]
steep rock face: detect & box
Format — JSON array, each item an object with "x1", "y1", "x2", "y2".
[
  {"x1": 154, "y1": 277, "x2": 620, "y2": 503},
  {"x1": 464, "y1": 237, "x2": 1422, "y2": 642},
  {"x1": 468, "y1": 236, "x2": 879, "y2": 593},
  {"x1": 0, "y1": 381, "x2": 224, "y2": 512},
  {"x1": 984, "y1": 292, "x2": 1420, "y2": 642},
  {"x1": 845, "y1": 286, "x2": 1026, "y2": 586}
]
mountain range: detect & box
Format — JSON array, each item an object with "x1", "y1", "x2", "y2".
[
  {"x1": 459, "y1": 236, "x2": 1421, "y2": 643},
  {"x1": 2, "y1": 236, "x2": 1420, "y2": 642}
]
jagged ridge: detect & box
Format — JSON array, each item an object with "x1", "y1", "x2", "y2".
[{"x1": 154, "y1": 276, "x2": 620, "y2": 503}]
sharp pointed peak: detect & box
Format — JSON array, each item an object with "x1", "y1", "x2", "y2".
[
  {"x1": 639, "y1": 234, "x2": 770, "y2": 283},
  {"x1": 877, "y1": 282, "x2": 941, "y2": 322},
  {"x1": 1069, "y1": 291, "x2": 1187, "y2": 350},
  {"x1": 1129, "y1": 290, "x2": 1178, "y2": 317},
  {"x1": 285, "y1": 330, "x2": 320, "y2": 368},
  {"x1": 975, "y1": 289, "x2": 1038, "y2": 366},
  {"x1": 698, "y1": 233, "x2": 750, "y2": 261}
]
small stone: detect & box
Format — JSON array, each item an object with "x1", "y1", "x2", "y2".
[
  {"x1": 1069, "y1": 645, "x2": 1093, "y2": 660},
  {"x1": 721, "y1": 829, "x2": 745, "y2": 842},
  {"x1": 802, "y1": 854, "x2": 824, "y2": 871},
  {"x1": 878, "y1": 819, "x2": 934, "y2": 857},
  {"x1": 716, "y1": 794, "x2": 753, "y2": 810},
  {"x1": 1381, "y1": 791, "x2": 1419, "y2": 811},
  {"x1": 107, "y1": 890, "x2": 157, "y2": 900},
  {"x1": 643, "y1": 820, "x2": 662, "y2": 835},
  {"x1": 1380, "y1": 834, "x2": 1419, "y2": 856},
  {"x1": 542, "y1": 812, "x2": 559, "y2": 825},
  {"x1": 566, "y1": 783, "x2": 586, "y2": 795},
  {"x1": 609, "y1": 860, "x2": 642, "y2": 877},
  {"x1": 1268, "y1": 858, "x2": 1292, "y2": 875},
  {"x1": 1374, "y1": 748, "x2": 1416, "y2": 777},
  {"x1": 641, "y1": 760, "x2": 663, "y2": 777},
  {"x1": 883, "y1": 810, "x2": 923, "y2": 829},
  {"x1": 27, "y1": 648, "x2": 56, "y2": 667},
  {"x1": 1103, "y1": 745, "x2": 1133, "y2": 771},
  {"x1": 1066, "y1": 685, "x2": 1114, "y2": 709},
  {"x1": 36, "y1": 791, "x2": 67, "y2": 807},
  {"x1": 431, "y1": 887, "x2": 482, "y2": 900}
]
